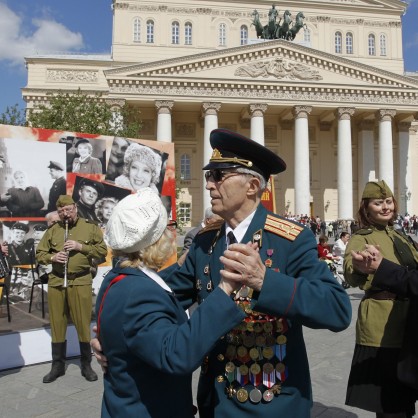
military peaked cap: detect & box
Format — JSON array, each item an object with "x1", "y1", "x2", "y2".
[
  {"x1": 48, "y1": 160, "x2": 64, "y2": 171},
  {"x1": 33, "y1": 223, "x2": 48, "y2": 232},
  {"x1": 79, "y1": 178, "x2": 105, "y2": 196},
  {"x1": 203, "y1": 129, "x2": 286, "y2": 180},
  {"x1": 12, "y1": 222, "x2": 29, "y2": 233}
]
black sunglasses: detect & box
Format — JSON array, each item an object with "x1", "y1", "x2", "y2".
[{"x1": 204, "y1": 169, "x2": 241, "y2": 182}]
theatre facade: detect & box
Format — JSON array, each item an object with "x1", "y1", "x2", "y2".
[{"x1": 23, "y1": 0, "x2": 418, "y2": 224}]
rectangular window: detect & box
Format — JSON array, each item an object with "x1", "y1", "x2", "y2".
[{"x1": 179, "y1": 203, "x2": 191, "y2": 224}]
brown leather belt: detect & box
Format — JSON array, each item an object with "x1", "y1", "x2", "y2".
[
  {"x1": 52, "y1": 269, "x2": 91, "y2": 280},
  {"x1": 363, "y1": 289, "x2": 398, "y2": 301}
]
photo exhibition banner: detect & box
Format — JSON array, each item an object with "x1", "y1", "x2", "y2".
[{"x1": 0, "y1": 124, "x2": 176, "y2": 308}]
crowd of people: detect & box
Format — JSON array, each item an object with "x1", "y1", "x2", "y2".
[{"x1": 0, "y1": 128, "x2": 417, "y2": 418}]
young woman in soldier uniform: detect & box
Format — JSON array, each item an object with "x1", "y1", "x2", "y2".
[
  {"x1": 344, "y1": 180, "x2": 418, "y2": 418},
  {"x1": 96, "y1": 188, "x2": 245, "y2": 418}
]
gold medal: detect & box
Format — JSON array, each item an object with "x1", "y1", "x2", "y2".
[
  {"x1": 275, "y1": 362, "x2": 285, "y2": 373},
  {"x1": 250, "y1": 363, "x2": 261, "y2": 375},
  {"x1": 276, "y1": 335, "x2": 287, "y2": 345},
  {"x1": 246, "y1": 321, "x2": 254, "y2": 332},
  {"x1": 255, "y1": 335, "x2": 266, "y2": 346},
  {"x1": 262, "y1": 346, "x2": 274, "y2": 360},
  {"x1": 239, "y1": 364, "x2": 249, "y2": 375},
  {"x1": 249, "y1": 347, "x2": 260, "y2": 361},
  {"x1": 236, "y1": 388, "x2": 249, "y2": 403},
  {"x1": 263, "y1": 362, "x2": 274, "y2": 374},
  {"x1": 253, "y1": 322, "x2": 263, "y2": 333},
  {"x1": 265, "y1": 334, "x2": 275, "y2": 346},
  {"x1": 242, "y1": 333, "x2": 255, "y2": 348},
  {"x1": 237, "y1": 346, "x2": 248, "y2": 358},
  {"x1": 263, "y1": 322, "x2": 273, "y2": 332},
  {"x1": 225, "y1": 362, "x2": 235, "y2": 373}
]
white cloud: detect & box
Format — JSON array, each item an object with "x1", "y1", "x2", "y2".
[{"x1": 0, "y1": 3, "x2": 83, "y2": 66}]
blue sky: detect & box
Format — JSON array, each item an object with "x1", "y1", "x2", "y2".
[{"x1": 0, "y1": 0, "x2": 418, "y2": 114}]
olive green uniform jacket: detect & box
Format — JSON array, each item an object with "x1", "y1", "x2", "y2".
[{"x1": 344, "y1": 225, "x2": 418, "y2": 348}]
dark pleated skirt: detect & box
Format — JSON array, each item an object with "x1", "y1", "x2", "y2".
[{"x1": 346, "y1": 344, "x2": 417, "y2": 415}]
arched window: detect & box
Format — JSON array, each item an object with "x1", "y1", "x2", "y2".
[
  {"x1": 146, "y1": 20, "x2": 154, "y2": 43},
  {"x1": 368, "y1": 34, "x2": 376, "y2": 56},
  {"x1": 185, "y1": 22, "x2": 192, "y2": 45},
  {"x1": 346, "y1": 32, "x2": 353, "y2": 54},
  {"x1": 240, "y1": 25, "x2": 248, "y2": 45},
  {"x1": 172, "y1": 21, "x2": 180, "y2": 44},
  {"x1": 304, "y1": 27, "x2": 311, "y2": 44},
  {"x1": 380, "y1": 33, "x2": 387, "y2": 56},
  {"x1": 180, "y1": 154, "x2": 191, "y2": 180},
  {"x1": 219, "y1": 23, "x2": 226, "y2": 46},
  {"x1": 133, "y1": 18, "x2": 141, "y2": 42},
  {"x1": 335, "y1": 31, "x2": 342, "y2": 54}
]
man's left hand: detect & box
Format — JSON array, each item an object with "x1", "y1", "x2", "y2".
[
  {"x1": 63, "y1": 240, "x2": 82, "y2": 252},
  {"x1": 220, "y1": 242, "x2": 266, "y2": 292}
]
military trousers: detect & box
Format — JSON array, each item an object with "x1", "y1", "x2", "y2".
[{"x1": 48, "y1": 284, "x2": 93, "y2": 343}]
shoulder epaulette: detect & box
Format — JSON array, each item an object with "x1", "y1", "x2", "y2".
[
  {"x1": 354, "y1": 228, "x2": 373, "y2": 236},
  {"x1": 264, "y1": 214, "x2": 304, "y2": 241},
  {"x1": 197, "y1": 219, "x2": 224, "y2": 235}
]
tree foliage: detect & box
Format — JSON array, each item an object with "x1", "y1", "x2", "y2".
[
  {"x1": 0, "y1": 104, "x2": 26, "y2": 126},
  {"x1": 27, "y1": 90, "x2": 141, "y2": 137}
]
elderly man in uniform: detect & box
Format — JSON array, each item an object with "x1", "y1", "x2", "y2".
[
  {"x1": 47, "y1": 161, "x2": 66, "y2": 212},
  {"x1": 36, "y1": 195, "x2": 107, "y2": 383},
  {"x1": 92, "y1": 129, "x2": 351, "y2": 417},
  {"x1": 75, "y1": 178, "x2": 104, "y2": 222}
]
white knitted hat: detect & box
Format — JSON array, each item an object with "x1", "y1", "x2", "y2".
[{"x1": 104, "y1": 187, "x2": 167, "y2": 253}]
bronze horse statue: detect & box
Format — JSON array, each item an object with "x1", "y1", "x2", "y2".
[
  {"x1": 277, "y1": 10, "x2": 292, "y2": 39},
  {"x1": 287, "y1": 12, "x2": 306, "y2": 41}
]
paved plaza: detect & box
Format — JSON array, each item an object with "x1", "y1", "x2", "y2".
[{"x1": 1, "y1": 287, "x2": 403, "y2": 418}]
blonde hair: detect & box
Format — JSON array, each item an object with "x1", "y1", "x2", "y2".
[{"x1": 114, "y1": 228, "x2": 175, "y2": 271}]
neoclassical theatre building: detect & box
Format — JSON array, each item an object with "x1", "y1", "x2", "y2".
[{"x1": 23, "y1": 0, "x2": 418, "y2": 225}]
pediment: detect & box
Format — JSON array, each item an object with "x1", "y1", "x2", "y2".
[{"x1": 105, "y1": 39, "x2": 418, "y2": 91}]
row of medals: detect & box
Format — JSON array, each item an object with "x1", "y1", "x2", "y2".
[{"x1": 219, "y1": 285, "x2": 288, "y2": 404}]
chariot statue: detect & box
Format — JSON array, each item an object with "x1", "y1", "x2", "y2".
[{"x1": 251, "y1": 4, "x2": 306, "y2": 41}]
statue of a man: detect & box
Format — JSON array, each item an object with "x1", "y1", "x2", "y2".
[{"x1": 268, "y1": 4, "x2": 278, "y2": 22}]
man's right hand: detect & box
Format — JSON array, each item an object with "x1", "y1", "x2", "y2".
[{"x1": 91, "y1": 325, "x2": 108, "y2": 372}]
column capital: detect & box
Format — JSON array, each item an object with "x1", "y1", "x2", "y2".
[
  {"x1": 249, "y1": 103, "x2": 268, "y2": 118},
  {"x1": 106, "y1": 98, "x2": 126, "y2": 109},
  {"x1": 377, "y1": 109, "x2": 396, "y2": 122},
  {"x1": 293, "y1": 106, "x2": 312, "y2": 119},
  {"x1": 155, "y1": 100, "x2": 174, "y2": 114},
  {"x1": 201, "y1": 102, "x2": 221, "y2": 116},
  {"x1": 336, "y1": 107, "x2": 355, "y2": 120}
]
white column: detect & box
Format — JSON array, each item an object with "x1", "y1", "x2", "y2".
[
  {"x1": 249, "y1": 103, "x2": 267, "y2": 145},
  {"x1": 293, "y1": 106, "x2": 312, "y2": 216},
  {"x1": 377, "y1": 109, "x2": 396, "y2": 191},
  {"x1": 155, "y1": 100, "x2": 174, "y2": 142},
  {"x1": 202, "y1": 102, "x2": 221, "y2": 215},
  {"x1": 357, "y1": 120, "x2": 376, "y2": 197},
  {"x1": 398, "y1": 122, "x2": 412, "y2": 215},
  {"x1": 336, "y1": 107, "x2": 355, "y2": 220}
]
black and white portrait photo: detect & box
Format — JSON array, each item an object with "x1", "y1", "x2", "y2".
[
  {"x1": 0, "y1": 138, "x2": 66, "y2": 218},
  {"x1": 108, "y1": 141, "x2": 168, "y2": 195},
  {"x1": 61, "y1": 135, "x2": 106, "y2": 175}
]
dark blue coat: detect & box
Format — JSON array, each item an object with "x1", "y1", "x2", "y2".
[
  {"x1": 96, "y1": 266, "x2": 245, "y2": 418},
  {"x1": 162, "y1": 204, "x2": 352, "y2": 417}
]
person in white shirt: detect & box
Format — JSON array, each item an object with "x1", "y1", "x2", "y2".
[{"x1": 332, "y1": 231, "x2": 350, "y2": 267}]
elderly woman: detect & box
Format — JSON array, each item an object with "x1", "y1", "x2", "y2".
[
  {"x1": 96, "y1": 187, "x2": 244, "y2": 418},
  {"x1": 115, "y1": 143, "x2": 162, "y2": 193},
  {"x1": 0, "y1": 170, "x2": 44, "y2": 217},
  {"x1": 72, "y1": 138, "x2": 103, "y2": 174}
]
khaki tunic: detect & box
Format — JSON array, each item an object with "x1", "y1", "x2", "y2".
[{"x1": 344, "y1": 226, "x2": 418, "y2": 348}]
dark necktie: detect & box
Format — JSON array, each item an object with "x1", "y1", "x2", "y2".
[{"x1": 227, "y1": 231, "x2": 237, "y2": 246}]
